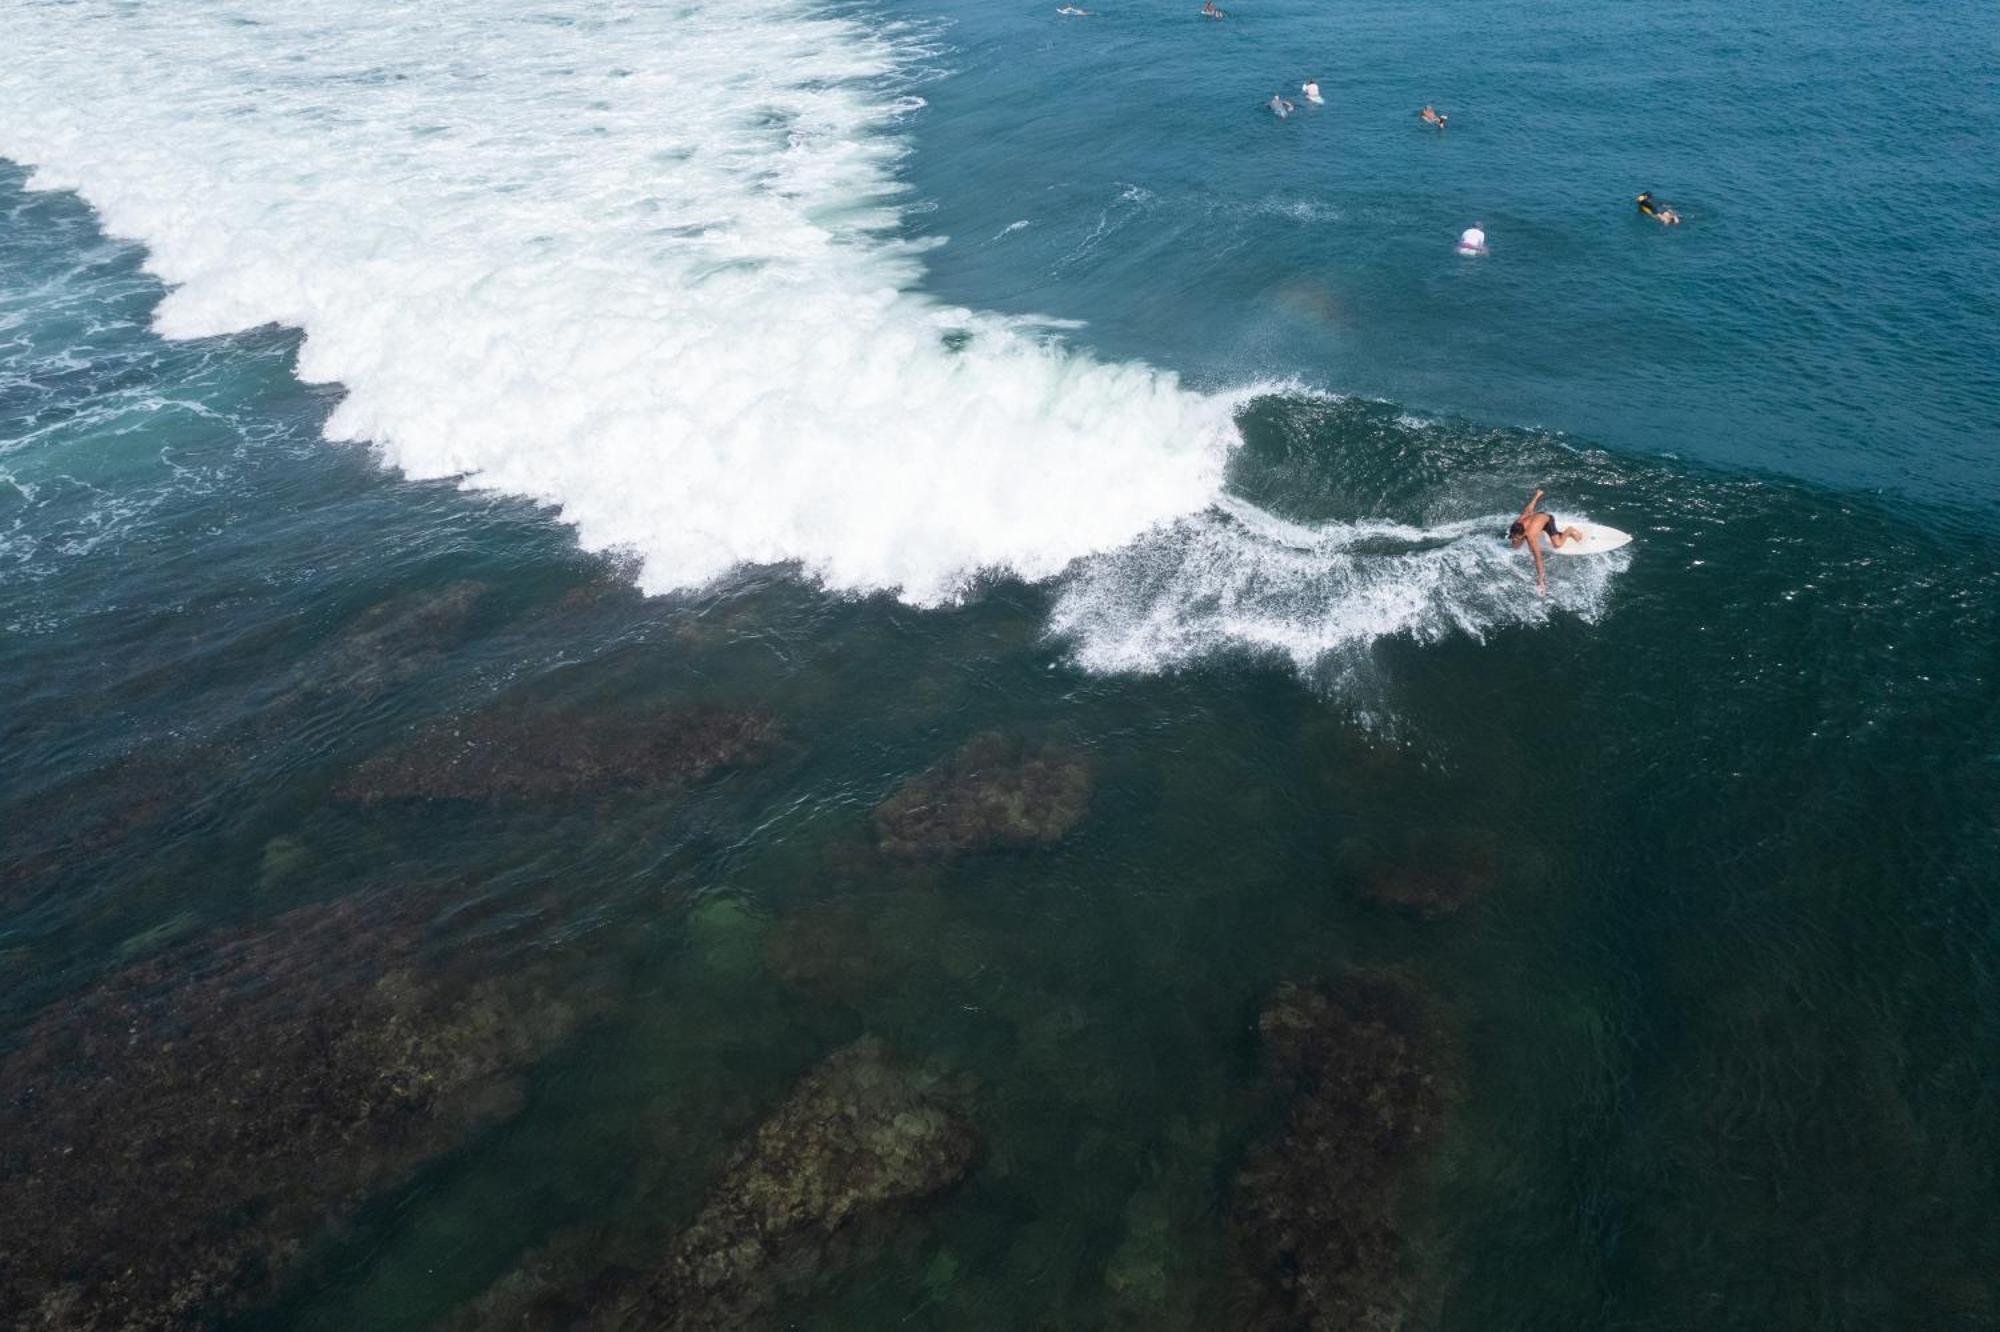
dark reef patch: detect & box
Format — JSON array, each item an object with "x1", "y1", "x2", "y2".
[
  {"x1": 0, "y1": 895, "x2": 588, "y2": 1331},
  {"x1": 873, "y1": 732, "x2": 1091, "y2": 860},
  {"x1": 1353, "y1": 828, "x2": 1500, "y2": 919},
  {"x1": 1230, "y1": 973, "x2": 1454, "y2": 1332},
  {"x1": 289, "y1": 578, "x2": 489, "y2": 699},
  {"x1": 763, "y1": 899, "x2": 904, "y2": 1004},
  {"x1": 630, "y1": 1034, "x2": 980, "y2": 1329},
  {"x1": 335, "y1": 703, "x2": 776, "y2": 804},
  {"x1": 447, "y1": 1036, "x2": 979, "y2": 1331}
]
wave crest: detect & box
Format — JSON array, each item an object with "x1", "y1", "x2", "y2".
[{"x1": 0, "y1": 0, "x2": 1238, "y2": 605}]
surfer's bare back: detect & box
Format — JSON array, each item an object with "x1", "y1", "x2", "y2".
[{"x1": 1507, "y1": 489, "x2": 1583, "y2": 595}]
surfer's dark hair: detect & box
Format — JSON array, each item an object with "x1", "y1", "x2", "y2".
[{"x1": 1508, "y1": 519, "x2": 1527, "y2": 538}]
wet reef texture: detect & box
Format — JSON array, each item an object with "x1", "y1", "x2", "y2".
[
  {"x1": 1231, "y1": 973, "x2": 1454, "y2": 1332},
  {"x1": 874, "y1": 732, "x2": 1091, "y2": 859},
  {"x1": 335, "y1": 704, "x2": 776, "y2": 804},
  {"x1": 283, "y1": 579, "x2": 489, "y2": 700},
  {"x1": 1356, "y1": 828, "x2": 1500, "y2": 920},
  {"x1": 632, "y1": 1035, "x2": 979, "y2": 1330},
  {"x1": 453, "y1": 1037, "x2": 979, "y2": 1332},
  {"x1": 0, "y1": 896, "x2": 587, "y2": 1331},
  {"x1": 1, "y1": 746, "x2": 197, "y2": 898}
]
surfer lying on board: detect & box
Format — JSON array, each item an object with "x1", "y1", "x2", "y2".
[
  {"x1": 1419, "y1": 104, "x2": 1448, "y2": 129},
  {"x1": 1636, "y1": 191, "x2": 1681, "y2": 224},
  {"x1": 1201, "y1": 1, "x2": 1226, "y2": 17},
  {"x1": 1508, "y1": 489, "x2": 1584, "y2": 595}
]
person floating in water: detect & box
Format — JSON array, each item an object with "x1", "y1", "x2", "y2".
[
  {"x1": 1636, "y1": 190, "x2": 1682, "y2": 225},
  {"x1": 1201, "y1": 0, "x2": 1226, "y2": 17},
  {"x1": 1508, "y1": 488, "x2": 1584, "y2": 595},
  {"x1": 1301, "y1": 79, "x2": 1323, "y2": 103},
  {"x1": 1419, "y1": 104, "x2": 1448, "y2": 129},
  {"x1": 1457, "y1": 222, "x2": 1487, "y2": 254},
  {"x1": 1268, "y1": 93, "x2": 1295, "y2": 118}
]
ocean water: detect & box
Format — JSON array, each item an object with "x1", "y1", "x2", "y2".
[{"x1": 1, "y1": 0, "x2": 1996, "y2": 1329}]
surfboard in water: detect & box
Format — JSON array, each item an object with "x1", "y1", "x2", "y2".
[{"x1": 1550, "y1": 521, "x2": 1633, "y2": 555}]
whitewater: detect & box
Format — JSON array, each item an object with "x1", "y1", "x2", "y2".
[{"x1": 0, "y1": 0, "x2": 1616, "y2": 666}]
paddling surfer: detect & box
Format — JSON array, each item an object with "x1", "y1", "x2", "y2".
[
  {"x1": 1508, "y1": 489, "x2": 1585, "y2": 595},
  {"x1": 1636, "y1": 190, "x2": 1682, "y2": 225}
]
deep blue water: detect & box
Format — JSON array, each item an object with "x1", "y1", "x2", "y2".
[
  {"x1": 905, "y1": 0, "x2": 2000, "y2": 515},
  {"x1": 2, "y1": 1, "x2": 1998, "y2": 1329}
]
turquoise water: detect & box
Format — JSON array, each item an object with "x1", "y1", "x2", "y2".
[
  {"x1": 908, "y1": 0, "x2": 1999, "y2": 512},
  {"x1": 3, "y1": 0, "x2": 1998, "y2": 1328}
]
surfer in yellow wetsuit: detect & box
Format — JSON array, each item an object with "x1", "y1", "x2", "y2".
[{"x1": 1508, "y1": 489, "x2": 1585, "y2": 595}]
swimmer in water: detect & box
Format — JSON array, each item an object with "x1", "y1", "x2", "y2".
[
  {"x1": 1508, "y1": 489, "x2": 1584, "y2": 595},
  {"x1": 1636, "y1": 191, "x2": 1682, "y2": 225},
  {"x1": 1201, "y1": 0, "x2": 1226, "y2": 17},
  {"x1": 1268, "y1": 93, "x2": 1295, "y2": 118},
  {"x1": 1457, "y1": 223, "x2": 1487, "y2": 254},
  {"x1": 1301, "y1": 79, "x2": 1323, "y2": 103},
  {"x1": 1419, "y1": 104, "x2": 1448, "y2": 129}
]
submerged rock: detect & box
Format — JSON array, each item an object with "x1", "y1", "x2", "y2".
[
  {"x1": 1350, "y1": 828, "x2": 1499, "y2": 919},
  {"x1": 446, "y1": 1037, "x2": 979, "y2": 1332},
  {"x1": 0, "y1": 897, "x2": 586, "y2": 1331},
  {"x1": 763, "y1": 900, "x2": 897, "y2": 1004},
  {"x1": 874, "y1": 732, "x2": 1091, "y2": 859},
  {"x1": 0, "y1": 744, "x2": 216, "y2": 897},
  {"x1": 335, "y1": 704, "x2": 775, "y2": 804},
  {"x1": 685, "y1": 896, "x2": 772, "y2": 984},
  {"x1": 257, "y1": 834, "x2": 313, "y2": 892},
  {"x1": 629, "y1": 1036, "x2": 980, "y2": 1330},
  {"x1": 1232, "y1": 973, "x2": 1454, "y2": 1332},
  {"x1": 277, "y1": 579, "x2": 489, "y2": 702}
]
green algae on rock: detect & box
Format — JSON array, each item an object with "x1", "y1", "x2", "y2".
[
  {"x1": 335, "y1": 703, "x2": 775, "y2": 803},
  {"x1": 630, "y1": 1035, "x2": 980, "y2": 1329},
  {"x1": 685, "y1": 896, "x2": 773, "y2": 984},
  {"x1": 446, "y1": 1036, "x2": 979, "y2": 1332},
  {"x1": 1231, "y1": 973, "x2": 1455, "y2": 1332},
  {"x1": 874, "y1": 732, "x2": 1091, "y2": 860},
  {"x1": 0, "y1": 896, "x2": 588, "y2": 1332}
]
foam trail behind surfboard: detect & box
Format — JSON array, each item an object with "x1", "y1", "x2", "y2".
[{"x1": 1049, "y1": 496, "x2": 1624, "y2": 675}]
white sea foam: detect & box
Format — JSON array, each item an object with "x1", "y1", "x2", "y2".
[
  {"x1": 0, "y1": 0, "x2": 1624, "y2": 672},
  {"x1": 0, "y1": 0, "x2": 1241, "y2": 605},
  {"x1": 1049, "y1": 497, "x2": 1624, "y2": 674}
]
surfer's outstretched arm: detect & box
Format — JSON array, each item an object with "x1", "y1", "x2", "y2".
[
  {"x1": 1530, "y1": 535, "x2": 1548, "y2": 594},
  {"x1": 1518, "y1": 488, "x2": 1545, "y2": 521}
]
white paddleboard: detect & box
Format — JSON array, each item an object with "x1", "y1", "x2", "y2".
[{"x1": 1550, "y1": 521, "x2": 1632, "y2": 555}]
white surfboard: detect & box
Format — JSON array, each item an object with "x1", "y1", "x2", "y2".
[{"x1": 1550, "y1": 521, "x2": 1632, "y2": 555}]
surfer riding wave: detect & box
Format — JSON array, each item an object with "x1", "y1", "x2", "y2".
[{"x1": 1508, "y1": 488, "x2": 1584, "y2": 595}]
